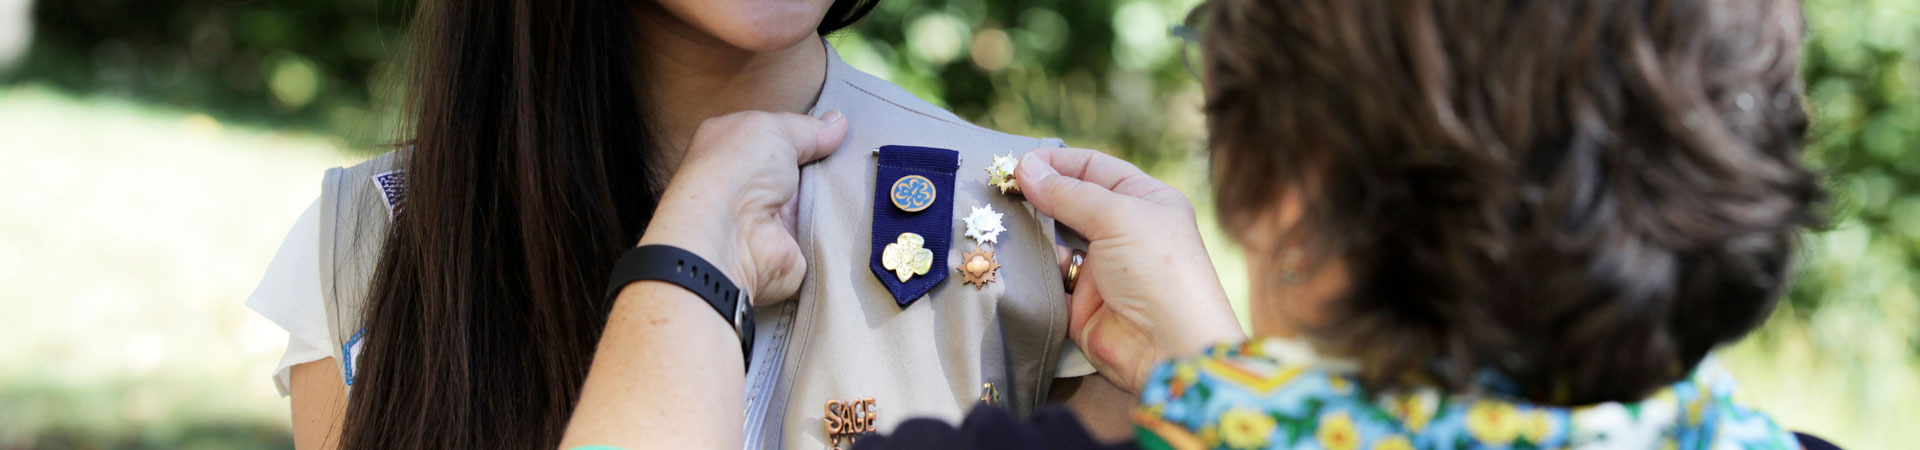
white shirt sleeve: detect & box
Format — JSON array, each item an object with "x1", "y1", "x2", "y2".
[
  {"x1": 245, "y1": 197, "x2": 333, "y2": 396},
  {"x1": 1054, "y1": 338, "x2": 1098, "y2": 378}
]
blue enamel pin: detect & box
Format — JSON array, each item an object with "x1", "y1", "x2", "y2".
[{"x1": 870, "y1": 145, "x2": 958, "y2": 307}]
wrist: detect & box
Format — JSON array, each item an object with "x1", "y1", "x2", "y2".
[
  {"x1": 1154, "y1": 285, "x2": 1245, "y2": 357},
  {"x1": 1155, "y1": 321, "x2": 1237, "y2": 358},
  {"x1": 605, "y1": 246, "x2": 756, "y2": 371},
  {"x1": 639, "y1": 202, "x2": 750, "y2": 293}
]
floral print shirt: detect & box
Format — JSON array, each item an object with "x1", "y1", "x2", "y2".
[{"x1": 1133, "y1": 338, "x2": 1800, "y2": 450}]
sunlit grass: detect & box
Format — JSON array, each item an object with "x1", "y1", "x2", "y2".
[{"x1": 0, "y1": 84, "x2": 349, "y2": 448}]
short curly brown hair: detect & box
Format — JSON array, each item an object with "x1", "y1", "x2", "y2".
[{"x1": 1203, "y1": 0, "x2": 1821, "y2": 404}]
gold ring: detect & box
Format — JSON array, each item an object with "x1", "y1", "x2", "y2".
[{"x1": 1065, "y1": 250, "x2": 1085, "y2": 293}]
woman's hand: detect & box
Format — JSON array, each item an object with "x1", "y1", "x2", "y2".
[
  {"x1": 562, "y1": 111, "x2": 846, "y2": 449},
  {"x1": 638, "y1": 110, "x2": 849, "y2": 304},
  {"x1": 1017, "y1": 147, "x2": 1245, "y2": 394}
]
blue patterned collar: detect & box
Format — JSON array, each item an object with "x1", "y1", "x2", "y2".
[{"x1": 1133, "y1": 338, "x2": 1800, "y2": 449}]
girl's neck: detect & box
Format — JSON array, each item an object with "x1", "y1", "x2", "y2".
[{"x1": 634, "y1": 12, "x2": 829, "y2": 170}]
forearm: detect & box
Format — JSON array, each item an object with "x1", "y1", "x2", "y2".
[
  {"x1": 289, "y1": 359, "x2": 347, "y2": 450},
  {"x1": 559, "y1": 110, "x2": 842, "y2": 448},
  {"x1": 561, "y1": 281, "x2": 745, "y2": 449}
]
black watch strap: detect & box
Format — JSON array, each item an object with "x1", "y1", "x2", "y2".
[{"x1": 604, "y1": 245, "x2": 754, "y2": 370}]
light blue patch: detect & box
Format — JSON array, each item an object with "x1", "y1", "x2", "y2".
[{"x1": 342, "y1": 326, "x2": 366, "y2": 387}]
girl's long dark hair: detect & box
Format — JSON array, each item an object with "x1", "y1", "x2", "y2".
[{"x1": 341, "y1": 1, "x2": 877, "y2": 447}]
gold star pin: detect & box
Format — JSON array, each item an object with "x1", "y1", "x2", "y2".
[
  {"x1": 958, "y1": 246, "x2": 1000, "y2": 289},
  {"x1": 986, "y1": 152, "x2": 1020, "y2": 194}
]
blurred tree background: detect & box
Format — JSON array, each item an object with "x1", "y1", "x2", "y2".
[
  {"x1": 0, "y1": 0, "x2": 1914, "y2": 448},
  {"x1": 2, "y1": 0, "x2": 413, "y2": 142}
]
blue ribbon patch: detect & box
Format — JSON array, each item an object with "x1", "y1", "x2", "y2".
[{"x1": 870, "y1": 146, "x2": 958, "y2": 307}]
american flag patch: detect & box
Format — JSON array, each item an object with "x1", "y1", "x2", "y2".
[{"x1": 372, "y1": 170, "x2": 406, "y2": 219}]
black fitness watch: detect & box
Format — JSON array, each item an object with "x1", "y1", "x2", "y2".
[{"x1": 604, "y1": 245, "x2": 754, "y2": 371}]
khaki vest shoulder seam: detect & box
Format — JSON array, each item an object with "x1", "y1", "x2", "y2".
[{"x1": 838, "y1": 79, "x2": 1006, "y2": 139}]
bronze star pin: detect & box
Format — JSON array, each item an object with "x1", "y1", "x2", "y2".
[{"x1": 958, "y1": 247, "x2": 1000, "y2": 289}]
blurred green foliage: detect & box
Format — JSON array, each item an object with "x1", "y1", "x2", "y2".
[
  {"x1": 2, "y1": 0, "x2": 1915, "y2": 448},
  {"x1": 836, "y1": 0, "x2": 1209, "y2": 171},
  {"x1": 2, "y1": 0, "x2": 413, "y2": 142},
  {"x1": 2, "y1": 0, "x2": 1211, "y2": 165},
  {"x1": 1791, "y1": 0, "x2": 1920, "y2": 322}
]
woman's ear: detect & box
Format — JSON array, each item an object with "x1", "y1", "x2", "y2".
[
  {"x1": 1240, "y1": 181, "x2": 1349, "y2": 338},
  {"x1": 1234, "y1": 183, "x2": 1305, "y2": 257},
  {"x1": 1239, "y1": 185, "x2": 1302, "y2": 334}
]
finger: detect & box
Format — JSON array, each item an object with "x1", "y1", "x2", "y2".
[
  {"x1": 1015, "y1": 152, "x2": 1139, "y2": 240},
  {"x1": 1019, "y1": 147, "x2": 1187, "y2": 209},
  {"x1": 758, "y1": 247, "x2": 805, "y2": 306},
  {"x1": 1055, "y1": 244, "x2": 1074, "y2": 282},
  {"x1": 1058, "y1": 244, "x2": 1096, "y2": 301},
  {"x1": 1054, "y1": 243, "x2": 1098, "y2": 341},
  {"x1": 787, "y1": 110, "x2": 848, "y2": 165},
  {"x1": 716, "y1": 110, "x2": 849, "y2": 166},
  {"x1": 1067, "y1": 268, "x2": 1101, "y2": 343},
  {"x1": 1077, "y1": 307, "x2": 1153, "y2": 393},
  {"x1": 747, "y1": 225, "x2": 807, "y2": 305},
  {"x1": 781, "y1": 195, "x2": 801, "y2": 236}
]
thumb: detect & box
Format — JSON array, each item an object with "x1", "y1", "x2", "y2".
[
  {"x1": 792, "y1": 111, "x2": 849, "y2": 165},
  {"x1": 1016, "y1": 152, "x2": 1131, "y2": 240},
  {"x1": 741, "y1": 110, "x2": 848, "y2": 166}
]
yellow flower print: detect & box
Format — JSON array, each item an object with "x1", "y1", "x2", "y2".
[
  {"x1": 1386, "y1": 393, "x2": 1436, "y2": 432},
  {"x1": 1200, "y1": 427, "x2": 1222, "y2": 448},
  {"x1": 1371, "y1": 435, "x2": 1414, "y2": 450},
  {"x1": 1317, "y1": 411, "x2": 1361, "y2": 450},
  {"x1": 1650, "y1": 389, "x2": 1678, "y2": 406},
  {"x1": 1240, "y1": 339, "x2": 1268, "y2": 357},
  {"x1": 1686, "y1": 397, "x2": 1706, "y2": 425},
  {"x1": 1211, "y1": 342, "x2": 1236, "y2": 355},
  {"x1": 1661, "y1": 438, "x2": 1678, "y2": 450},
  {"x1": 1218, "y1": 407, "x2": 1277, "y2": 450},
  {"x1": 1170, "y1": 363, "x2": 1199, "y2": 399},
  {"x1": 1519, "y1": 410, "x2": 1554, "y2": 443},
  {"x1": 1328, "y1": 376, "x2": 1352, "y2": 394},
  {"x1": 1465, "y1": 401, "x2": 1521, "y2": 445}
]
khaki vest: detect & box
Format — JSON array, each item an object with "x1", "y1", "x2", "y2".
[{"x1": 317, "y1": 42, "x2": 1071, "y2": 450}]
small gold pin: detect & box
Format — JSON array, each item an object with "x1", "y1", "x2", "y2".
[
  {"x1": 825, "y1": 398, "x2": 878, "y2": 450},
  {"x1": 986, "y1": 152, "x2": 1021, "y2": 194},
  {"x1": 958, "y1": 247, "x2": 1000, "y2": 289},
  {"x1": 882, "y1": 233, "x2": 934, "y2": 282},
  {"x1": 978, "y1": 382, "x2": 1001, "y2": 406}
]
